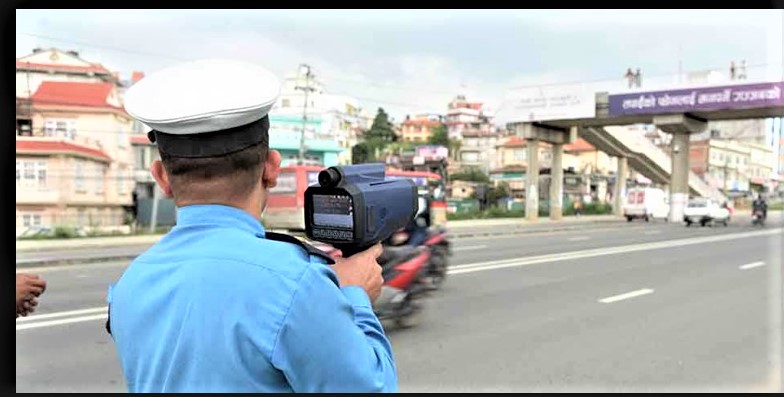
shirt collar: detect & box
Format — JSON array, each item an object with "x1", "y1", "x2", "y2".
[{"x1": 175, "y1": 204, "x2": 266, "y2": 237}]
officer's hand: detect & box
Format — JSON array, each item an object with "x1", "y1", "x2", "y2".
[
  {"x1": 330, "y1": 243, "x2": 384, "y2": 301},
  {"x1": 16, "y1": 274, "x2": 46, "y2": 311},
  {"x1": 17, "y1": 296, "x2": 39, "y2": 317}
]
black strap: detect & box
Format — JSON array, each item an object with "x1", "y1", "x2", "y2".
[
  {"x1": 264, "y1": 232, "x2": 335, "y2": 265},
  {"x1": 106, "y1": 306, "x2": 111, "y2": 336}
]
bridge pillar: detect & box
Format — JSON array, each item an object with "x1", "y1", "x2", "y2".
[
  {"x1": 526, "y1": 137, "x2": 540, "y2": 221},
  {"x1": 654, "y1": 114, "x2": 707, "y2": 223},
  {"x1": 614, "y1": 156, "x2": 628, "y2": 217},
  {"x1": 550, "y1": 143, "x2": 563, "y2": 220},
  {"x1": 513, "y1": 123, "x2": 575, "y2": 222}
]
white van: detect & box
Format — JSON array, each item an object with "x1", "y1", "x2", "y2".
[{"x1": 622, "y1": 187, "x2": 670, "y2": 222}]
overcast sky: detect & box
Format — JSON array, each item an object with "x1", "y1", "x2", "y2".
[{"x1": 16, "y1": 9, "x2": 784, "y2": 124}]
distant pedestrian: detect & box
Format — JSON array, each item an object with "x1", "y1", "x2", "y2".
[
  {"x1": 16, "y1": 273, "x2": 46, "y2": 318},
  {"x1": 730, "y1": 61, "x2": 736, "y2": 80},
  {"x1": 573, "y1": 199, "x2": 583, "y2": 217},
  {"x1": 738, "y1": 60, "x2": 747, "y2": 80},
  {"x1": 634, "y1": 68, "x2": 642, "y2": 88},
  {"x1": 625, "y1": 68, "x2": 635, "y2": 88}
]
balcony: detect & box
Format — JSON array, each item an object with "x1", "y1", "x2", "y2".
[{"x1": 16, "y1": 186, "x2": 59, "y2": 204}]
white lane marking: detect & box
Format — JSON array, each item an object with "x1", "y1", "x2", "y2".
[
  {"x1": 598, "y1": 288, "x2": 655, "y2": 303},
  {"x1": 643, "y1": 230, "x2": 662, "y2": 235},
  {"x1": 16, "y1": 313, "x2": 108, "y2": 331},
  {"x1": 452, "y1": 245, "x2": 488, "y2": 252},
  {"x1": 568, "y1": 236, "x2": 590, "y2": 241},
  {"x1": 16, "y1": 306, "x2": 107, "y2": 323},
  {"x1": 739, "y1": 261, "x2": 766, "y2": 270},
  {"x1": 448, "y1": 228, "x2": 781, "y2": 275}
]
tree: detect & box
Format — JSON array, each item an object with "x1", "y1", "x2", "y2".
[
  {"x1": 487, "y1": 182, "x2": 512, "y2": 205},
  {"x1": 362, "y1": 107, "x2": 398, "y2": 144},
  {"x1": 450, "y1": 167, "x2": 490, "y2": 183},
  {"x1": 429, "y1": 124, "x2": 449, "y2": 146},
  {"x1": 351, "y1": 142, "x2": 371, "y2": 164}
]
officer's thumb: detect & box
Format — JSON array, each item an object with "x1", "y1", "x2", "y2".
[{"x1": 364, "y1": 243, "x2": 383, "y2": 260}]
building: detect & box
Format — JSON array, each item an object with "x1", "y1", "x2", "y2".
[
  {"x1": 689, "y1": 139, "x2": 774, "y2": 198},
  {"x1": 456, "y1": 129, "x2": 503, "y2": 173},
  {"x1": 270, "y1": 68, "x2": 373, "y2": 163},
  {"x1": 16, "y1": 49, "x2": 134, "y2": 236},
  {"x1": 691, "y1": 119, "x2": 769, "y2": 145},
  {"x1": 131, "y1": 134, "x2": 159, "y2": 200},
  {"x1": 489, "y1": 137, "x2": 554, "y2": 198},
  {"x1": 486, "y1": 137, "x2": 619, "y2": 203},
  {"x1": 401, "y1": 114, "x2": 443, "y2": 143},
  {"x1": 445, "y1": 95, "x2": 494, "y2": 141},
  {"x1": 16, "y1": 48, "x2": 119, "y2": 98}
]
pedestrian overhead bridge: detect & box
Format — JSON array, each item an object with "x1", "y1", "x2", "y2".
[{"x1": 506, "y1": 81, "x2": 783, "y2": 222}]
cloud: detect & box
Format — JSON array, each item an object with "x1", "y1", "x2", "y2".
[{"x1": 15, "y1": 9, "x2": 781, "y2": 126}]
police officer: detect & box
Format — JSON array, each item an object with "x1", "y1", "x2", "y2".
[{"x1": 107, "y1": 59, "x2": 397, "y2": 392}]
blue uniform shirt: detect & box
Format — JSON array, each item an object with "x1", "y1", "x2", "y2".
[{"x1": 107, "y1": 204, "x2": 398, "y2": 392}]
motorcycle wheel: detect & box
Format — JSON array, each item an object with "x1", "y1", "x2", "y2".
[
  {"x1": 395, "y1": 301, "x2": 423, "y2": 329},
  {"x1": 428, "y1": 246, "x2": 449, "y2": 290}
]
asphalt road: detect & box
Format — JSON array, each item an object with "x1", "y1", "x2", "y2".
[{"x1": 15, "y1": 214, "x2": 783, "y2": 392}]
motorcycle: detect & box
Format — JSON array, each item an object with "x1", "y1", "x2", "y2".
[
  {"x1": 315, "y1": 243, "x2": 431, "y2": 328},
  {"x1": 388, "y1": 226, "x2": 451, "y2": 291},
  {"x1": 751, "y1": 209, "x2": 766, "y2": 226}
]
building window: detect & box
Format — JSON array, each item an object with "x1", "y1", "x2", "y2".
[
  {"x1": 75, "y1": 161, "x2": 85, "y2": 191},
  {"x1": 22, "y1": 213, "x2": 42, "y2": 228},
  {"x1": 118, "y1": 129, "x2": 127, "y2": 148},
  {"x1": 44, "y1": 119, "x2": 76, "y2": 139},
  {"x1": 514, "y1": 149, "x2": 526, "y2": 161},
  {"x1": 16, "y1": 160, "x2": 47, "y2": 187},
  {"x1": 117, "y1": 167, "x2": 127, "y2": 194},
  {"x1": 95, "y1": 165, "x2": 105, "y2": 194},
  {"x1": 134, "y1": 147, "x2": 147, "y2": 170}
]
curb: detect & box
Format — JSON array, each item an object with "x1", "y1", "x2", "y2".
[{"x1": 16, "y1": 255, "x2": 141, "y2": 270}]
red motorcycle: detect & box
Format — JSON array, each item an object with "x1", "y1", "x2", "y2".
[
  {"x1": 387, "y1": 225, "x2": 450, "y2": 291},
  {"x1": 315, "y1": 243, "x2": 431, "y2": 328}
]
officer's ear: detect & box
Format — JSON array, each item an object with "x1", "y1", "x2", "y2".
[
  {"x1": 262, "y1": 150, "x2": 282, "y2": 189},
  {"x1": 150, "y1": 160, "x2": 174, "y2": 198}
]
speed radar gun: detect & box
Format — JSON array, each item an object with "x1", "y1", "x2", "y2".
[{"x1": 304, "y1": 163, "x2": 418, "y2": 258}]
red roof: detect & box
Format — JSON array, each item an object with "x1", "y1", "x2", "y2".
[
  {"x1": 16, "y1": 140, "x2": 112, "y2": 161},
  {"x1": 564, "y1": 138, "x2": 595, "y2": 152},
  {"x1": 498, "y1": 137, "x2": 527, "y2": 147},
  {"x1": 16, "y1": 60, "x2": 112, "y2": 75},
  {"x1": 31, "y1": 81, "x2": 120, "y2": 109},
  {"x1": 131, "y1": 71, "x2": 145, "y2": 83},
  {"x1": 403, "y1": 118, "x2": 441, "y2": 127}
]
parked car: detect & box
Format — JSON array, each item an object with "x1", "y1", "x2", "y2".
[{"x1": 683, "y1": 198, "x2": 730, "y2": 227}]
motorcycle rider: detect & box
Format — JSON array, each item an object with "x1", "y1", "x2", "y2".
[{"x1": 752, "y1": 194, "x2": 767, "y2": 221}]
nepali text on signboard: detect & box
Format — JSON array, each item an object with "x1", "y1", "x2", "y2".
[
  {"x1": 502, "y1": 84, "x2": 596, "y2": 123},
  {"x1": 608, "y1": 82, "x2": 783, "y2": 116}
]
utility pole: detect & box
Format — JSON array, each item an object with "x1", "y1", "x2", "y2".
[
  {"x1": 723, "y1": 158, "x2": 730, "y2": 198},
  {"x1": 294, "y1": 64, "x2": 316, "y2": 165}
]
